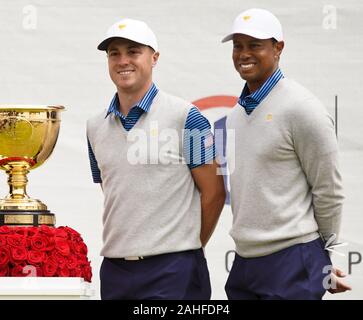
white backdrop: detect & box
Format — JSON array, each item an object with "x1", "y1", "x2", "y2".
[{"x1": 0, "y1": 0, "x2": 362, "y2": 299}]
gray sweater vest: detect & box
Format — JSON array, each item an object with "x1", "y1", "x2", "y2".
[
  {"x1": 227, "y1": 78, "x2": 344, "y2": 257},
  {"x1": 87, "y1": 91, "x2": 202, "y2": 258}
]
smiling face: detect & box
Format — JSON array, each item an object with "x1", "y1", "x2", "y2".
[
  {"x1": 232, "y1": 34, "x2": 284, "y2": 93},
  {"x1": 107, "y1": 38, "x2": 159, "y2": 95}
]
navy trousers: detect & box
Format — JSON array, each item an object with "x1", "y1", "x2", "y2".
[
  {"x1": 100, "y1": 248, "x2": 211, "y2": 300},
  {"x1": 225, "y1": 238, "x2": 332, "y2": 300}
]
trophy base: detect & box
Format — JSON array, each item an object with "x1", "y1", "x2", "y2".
[
  {"x1": 0, "y1": 210, "x2": 55, "y2": 227},
  {"x1": 0, "y1": 198, "x2": 48, "y2": 211}
]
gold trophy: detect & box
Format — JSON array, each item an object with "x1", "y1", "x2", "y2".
[{"x1": 0, "y1": 105, "x2": 65, "y2": 226}]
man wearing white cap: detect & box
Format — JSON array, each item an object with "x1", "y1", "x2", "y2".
[
  {"x1": 87, "y1": 18, "x2": 225, "y2": 299},
  {"x1": 222, "y1": 8, "x2": 351, "y2": 299}
]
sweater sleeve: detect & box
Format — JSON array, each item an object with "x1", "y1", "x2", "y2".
[{"x1": 291, "y1": 97, "x2": 344, "y2": 242}]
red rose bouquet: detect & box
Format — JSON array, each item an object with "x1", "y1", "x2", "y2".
[{"x1": 0, "y1": 225, "x2": 92, "y2": 282}]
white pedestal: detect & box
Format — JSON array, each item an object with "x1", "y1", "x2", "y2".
[{"x1": 0, "y1": 277, "x2": 94, "y2": 300}]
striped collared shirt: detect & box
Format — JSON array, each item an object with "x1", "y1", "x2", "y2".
[
  {"x1": 238, "y1": 68, "x2": 284, "y2": 115},
  {"x1": 87, "y1": 84, "x2": 215, "y2": 183},
  {"x1": 105, "y1": 83, "x2": 158, "y2": 131}
]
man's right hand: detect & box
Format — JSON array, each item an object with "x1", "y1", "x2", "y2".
[{"x1": 328, "y1": 267, "x2": 352, "y2": 294}]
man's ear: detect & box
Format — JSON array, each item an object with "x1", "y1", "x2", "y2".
[
  {"x1": 152, "y1": 51, "x2": 160, "y2": 67},
  {"x1": 274, "y1": 41, "x2": 284, "y2": 59}
]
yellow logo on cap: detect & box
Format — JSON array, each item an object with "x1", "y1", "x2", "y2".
[
  {"x1": 266, "y1": 113, "x2": 273, "y2": 121},
  {"x1": 118, "y1": 24, "x2": 127, "y2": 29},
  {"x1": 243, "y1": 15, "x2": 251, "y2": 21}
]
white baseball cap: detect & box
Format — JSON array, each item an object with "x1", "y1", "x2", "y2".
[
  {"x1": 221, "y1": 8, "x2": 283, "y2": 43},
  {"x1": 97, "y1": 18, "x2": 158, "y2": 52}
]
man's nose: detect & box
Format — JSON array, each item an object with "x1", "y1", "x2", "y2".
[
  {"x1": 116, "y1": 54, "x2": 130, "y2": 65},
  {"x1": 238, "y1": 49, "x2": 252, "y2": 60}
]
